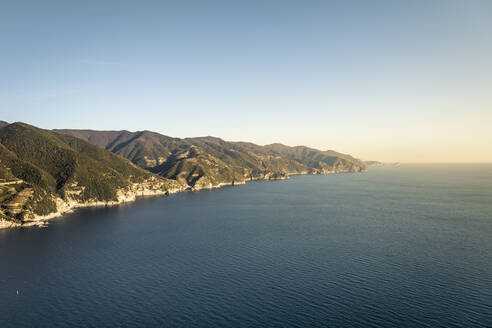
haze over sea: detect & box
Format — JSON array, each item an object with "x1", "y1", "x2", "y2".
[{"x1": 1, "y1": 164, "x2": 491, "y2": 327}]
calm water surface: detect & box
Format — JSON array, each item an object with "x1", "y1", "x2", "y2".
[{"x1": 1, "y1": 164, "x2": 491, "y2": 327}]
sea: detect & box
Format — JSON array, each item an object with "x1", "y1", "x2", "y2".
[{"x1": 1, "y1": 164, "x2": 491, "y2": 327}]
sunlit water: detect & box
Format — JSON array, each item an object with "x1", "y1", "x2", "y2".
[{"x1": 1, "y1": 164, "x2": 491, "y2": 327}]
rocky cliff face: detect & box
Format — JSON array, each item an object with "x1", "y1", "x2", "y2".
[{"x1": 0, "y1": 177, "x2": 183, "y2": 229}]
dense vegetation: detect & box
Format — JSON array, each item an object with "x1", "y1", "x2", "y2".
[
  {"x1": 56, "y1": 129, "x2": 367, "y2": 188},
  {"x1": 0, "y1": 121, "x2": 365, "y2": 225},
  {"x1": 0, "y1": 122, "x2": 179, "y2": 223}
]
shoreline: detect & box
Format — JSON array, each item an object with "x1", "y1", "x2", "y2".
[
  {"x1": 0, "y1": 187, "x2": 183, "y2": 230},
  {"x1": 0, "y1": 169, "x2": 365, "y2": 230}
]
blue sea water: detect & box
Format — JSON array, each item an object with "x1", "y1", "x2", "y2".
[{"x1": 0, "y1": 164, "x2": 491, "y2": 327}]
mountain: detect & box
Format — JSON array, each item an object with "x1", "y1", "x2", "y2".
[
  {"x1": 55, "y1": 129, "x2": 366, "y2": 189},
  {"x1": 0, "y1": 123, "x2": 182, "y2": 228},
  {"x1": 0, "y1": 122, "x2": 365, "y2": 228}
]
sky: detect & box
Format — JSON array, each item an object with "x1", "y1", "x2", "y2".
[{"x1": 1, "y1": 0, "x2": 491, "y2": 163}]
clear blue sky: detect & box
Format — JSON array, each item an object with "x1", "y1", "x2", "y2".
[{"x1": 1, "y1": 0, "x2": 491, "y2": 162}]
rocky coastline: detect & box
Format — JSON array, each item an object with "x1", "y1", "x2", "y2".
[
  {"x1": 0, "y1": 185, "x2": 184, "y2": 229},
  {"x1": 0, "y1": 168, "x2": 364, "y2": 230},
  {"x1": 0, "y1": 122, "x2": 367, "y2": 230}
]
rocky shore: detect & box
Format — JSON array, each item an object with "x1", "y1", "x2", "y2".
[
  {"x1": 0, "y1": 168, "x2": 364, "y2": 230},
  {"x1": 0, "y1": 184, "x2": 184, "y2": 229}
]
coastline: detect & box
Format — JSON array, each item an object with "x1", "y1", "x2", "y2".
[
  {"x1": 0, "y1": 187, "x2": 183, "y2": 230},
  {"x1": 0, "y1": 169, "x2": 365, "y2": 230}
]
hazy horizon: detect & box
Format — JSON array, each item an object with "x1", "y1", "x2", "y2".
[{"x1": 2, "y1": 1, "x2": 491, "y2": 163}]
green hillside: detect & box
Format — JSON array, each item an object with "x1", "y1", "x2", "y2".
[
  {"x1": 0, "y1": 122, "x2": 365, "y2": 226},
  {"x1": 0, "y1": 123, "x2": 180, "y2": 224},
  {"x1": 56, "y1": 129, "x2": 367, "y2": 188}
]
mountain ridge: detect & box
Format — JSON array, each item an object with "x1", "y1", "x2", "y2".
[
  {"x1": 55, "y1": 128, "x2": 366, "y2": 189},
  {"x1": 0, "y1": 121, "x2": 366, "y2": 228}
]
